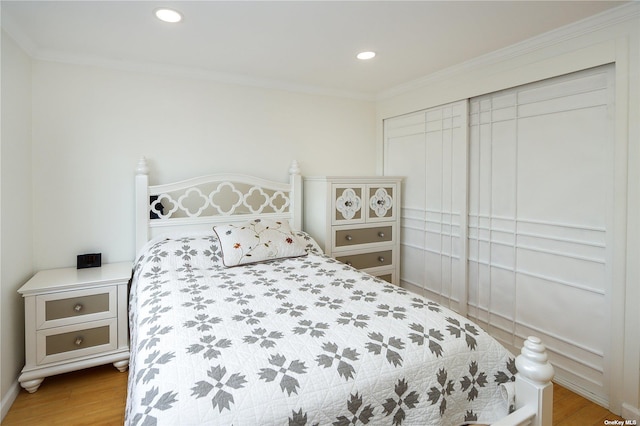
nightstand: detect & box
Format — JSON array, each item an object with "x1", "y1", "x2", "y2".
[
  {"x1": 304, "y1": 176, "x2": 402, "y2": 284},
  {"x1": 18, "y1": 262, "x2": 132, "y2": 393}
]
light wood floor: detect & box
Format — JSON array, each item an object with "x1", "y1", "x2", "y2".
[{"x1": 2, "y1": 365, "x2": 628, "y2": 425}]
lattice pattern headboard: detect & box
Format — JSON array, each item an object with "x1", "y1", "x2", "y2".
[{"x1": 135, "y1": 157, "x2": 302, "y2": 254}]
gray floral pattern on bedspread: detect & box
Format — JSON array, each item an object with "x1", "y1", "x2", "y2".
[{"x1": 126, "y1": 233, "x2": 516, "y2": 426}]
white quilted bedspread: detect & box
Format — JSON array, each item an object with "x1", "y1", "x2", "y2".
[{"x1": 126, "y1": 232, "x2": 516, "y2": 426}]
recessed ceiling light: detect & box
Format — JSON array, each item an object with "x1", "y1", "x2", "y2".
[
  {"x1": 356, "y1": 51, "x2": 376, "y2": 60},
  {"x1": 155, "y1": 8, "x2": 183, "y2": 23}
]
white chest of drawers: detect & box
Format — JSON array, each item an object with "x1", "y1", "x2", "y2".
[
  {"x1": 18, "y1": 262, "x2": 132, "y2": 392},
  {"x1": 303, "y1": 176, "x2": 402, "y2": 284}
]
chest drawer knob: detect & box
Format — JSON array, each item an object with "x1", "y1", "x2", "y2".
[
  {"x1": 346, "y1": 261, "x2": 353, "y2": 267},
  {"x1": 73, "y1": 304, "x2": 83, "y2": 312},
  {"x1": 378, "y1": 256, "x2": 385, "y2": 263},
  {"x1": 378, "y1": 231, "x2": 385, "y2": 238},
  {"x1": 74, "y1": 337, "x2": 84, "y2": 346},
  {"x1": 345, "y1": 235, "x2": 353, "y2": 241}
]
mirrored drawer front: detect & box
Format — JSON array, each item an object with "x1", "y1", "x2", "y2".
[
  {"x1": 335, "y1": 226, "x2": 392, "y2": 247},
  {"x1": 45, "y1": 325, "x2": 110, "y2": 356},
  {"x1": 37, "y1": 287, "x2": 117, "y2": 329},
  {"x1": 45, "y1": 293, "x2": 110, "y2": 321},
  {"x1": 336, "y1": 250, "x2": 392, "y2": 270}
]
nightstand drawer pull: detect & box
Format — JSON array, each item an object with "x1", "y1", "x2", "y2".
[
  {"x1": 45, "y1": 293, "x2": 110, "y2": 321},
  {"x1": 336, "y1": 250, "x2": 392, "y2": 270},
  {"x1": 45, "y1": 325, "x2": 110, "y2": 356},
  {"x1": 335, "y1": 226, "x2": 392, "y2": 247}
]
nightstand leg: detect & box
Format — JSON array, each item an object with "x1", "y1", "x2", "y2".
[
  {"x1": 113, "y1": 360, "x2": 129, "y2": 372},
  {"x1": 20, "y1": 378, "x2": 44, "y2": 393}
]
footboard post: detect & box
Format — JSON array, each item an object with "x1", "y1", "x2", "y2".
[{"x1": 514, "y1": 336, "x2": 555, "y2": 426}]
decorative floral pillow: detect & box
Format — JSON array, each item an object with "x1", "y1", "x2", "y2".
[
  {"x1": 213, "y1": 219, "x2": 308, "y2": 267},
  {"x1": 292, "y1": 230, "x2": 324, "y2": 255}
]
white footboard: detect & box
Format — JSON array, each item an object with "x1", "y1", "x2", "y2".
[{"x1": 492, "y1": 336, "x2": 555, "y2": 426}]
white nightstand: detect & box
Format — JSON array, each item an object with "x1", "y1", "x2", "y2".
[{"x1": 18, "y1": 262, "x2": 132, "y2": 393}]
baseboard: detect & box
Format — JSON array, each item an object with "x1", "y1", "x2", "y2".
[
  {"x1": 621, "y1": 402, "x2": 640, "y2": 421},
  {"x1": 0, "y1": 380, "x2": 20, "y2": 421},
  {"x1": 552, "y1": 374, "x2": 609, "y2": 408}
]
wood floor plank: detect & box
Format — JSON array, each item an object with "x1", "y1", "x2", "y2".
[
  {"x1": 3, "y1": 365, "x2": 128, "y2": 426},
  {"x1": 2, "y1": 365, "x2": 632, "y2": 425}
]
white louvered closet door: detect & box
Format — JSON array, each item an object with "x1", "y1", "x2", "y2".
[
  {"x1": 383, "y1": 101, "x2": 468, "y2": 314},
  {"x1": 468, "y1": 65, "x2": 615, "y2": 405}
]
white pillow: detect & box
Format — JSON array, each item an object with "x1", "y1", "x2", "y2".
[{"x1": 213, "y1": 219, "x2": 307, "y2": 267}]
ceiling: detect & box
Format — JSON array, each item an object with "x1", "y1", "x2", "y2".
[{"x1": 1, "y1": 1, "x2": 627, "y2": 99}]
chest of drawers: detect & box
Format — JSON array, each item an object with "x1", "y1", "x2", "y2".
[
  {"x1": 18, "y1": 262, "x2": 132, "y2": 392},
  {"x1": 303, "y1": 176, "x2": 402, "y2": 284}
]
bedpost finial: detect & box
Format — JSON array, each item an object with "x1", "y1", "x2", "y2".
[
  {"x1": 136, "y1": 157, "x2": 149, "y2": 175},
  {"x1": 289, "y1": 160, "x2": 301, "y2": 176},
  {"x1": 515, "y1": 336, "x2": 555, "y2": 385}
]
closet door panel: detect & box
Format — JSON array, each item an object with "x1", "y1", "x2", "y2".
[
  {"x1": 384, "y1": 112, "x2": 427, "y2": 295},
  {"x1": 384, "y1": 101, "x2": 467, "y2": 309},
  {"x1": 477, "y1": 123, "x2": 493, "y2": 218},
  {"x1": 402, "y1": 245, "x2": 427, "y2": 293},
  {"x1": 468, "y1": 65, "x2": 614, "y2": 406},
  {"x1": 516, "y1": 274, "x2": 606, "y2": 352},
  {"x1": 517, "y1": 247, "x2": 605, "y2": 291},
  {"x1": 517, "y1": 108, "x2": 608, "y2": 227},
  {"x1": 491, "y1": 120, "x2": 517, "y2": 218},
  {"x1": 425, "y1": 252, "x2": 443, "y2": 296},
  {"x1": 490, "y1": 267, "x2": 515, "y2": 320},
  {"x1": 385, "y1": 132, "x2": 426, "y2": 211},
  {"x1": 425, "y1": 131, "x2": 443, "y2": 213}
]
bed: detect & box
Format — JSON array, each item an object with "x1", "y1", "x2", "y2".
[{"x1": 126, "y1": 158, "x2": 554, "y2": 426}]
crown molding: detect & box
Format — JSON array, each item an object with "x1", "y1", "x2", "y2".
[
  {"x1": 377, "y1": 2, "x2": 640, "y2": 101},
  {"x1": 1, "y1": 8, "x2": 38, "y2": 57},
  {"x1": 33, "y1": 48, "x2": 378, "y2": 102}
]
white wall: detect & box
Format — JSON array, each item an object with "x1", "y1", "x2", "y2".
[
  {"x1": 31, "y1": 61, "x2": 376, "y2": 270},
  {"x1": 1, "y1": 30, "x2": 33, "y2": 418},
  {"x1": 376, "y1": 4, "x2": 640, "y2": 419}
]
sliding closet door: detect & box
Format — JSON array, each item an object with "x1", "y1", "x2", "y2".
[
  {"x1": 383, "y1": 101, "x2": 468, "y2": 313},
  {"x1": 468, "y1": 65, "x2": 614, "y2": 405}
]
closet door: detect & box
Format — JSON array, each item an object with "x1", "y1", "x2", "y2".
[
  {"x1": 468, "y1": 65, "x2": 614, "y2": 405},
  {"x1": 383, "y1": 101, "x2": 468, "y2": 313}
]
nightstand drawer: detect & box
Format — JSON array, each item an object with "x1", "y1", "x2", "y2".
[
  {"x1": 336, "y1": 250, "x2": 393, "y2": 270},
  {"x1": 335, "y1": 226, "x2": 392, "y2": 248},
  {"x1": 37, "y1": 319, "x2": 117, "y2": 365},
  {"x1": 36, "y1": 287, "x2": 117, "y2": 329},
  {"x1": 46, "y1": 325, "x2": 110, "y2": 356}
]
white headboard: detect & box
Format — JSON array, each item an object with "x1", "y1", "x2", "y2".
[{"x1": 135, "y1": 157, "x2": 302, "y2": 255}]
